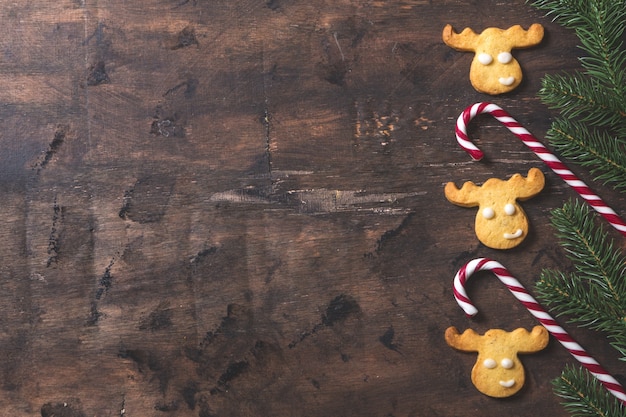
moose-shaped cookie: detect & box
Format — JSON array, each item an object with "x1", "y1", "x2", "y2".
[
  {"x1": 444, "y1": 168, "x2": 545, "y2": 250},
  {"x1": 442, "y1": 24, "x2": 544, "y2": 95},
  {"x1": 445, "y1": 326, "x2": 549, "y2": 397}
]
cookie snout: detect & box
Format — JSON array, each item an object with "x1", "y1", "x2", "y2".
[
  {"x1": 474, "y1": 358, "x2": 523, "y2": 397},
  {"x1": 469, "y1": 58, "x2": 523, "y2": 94},
  {"x1": 475, "y1": 202, "x2": 528, "y2": 249}
]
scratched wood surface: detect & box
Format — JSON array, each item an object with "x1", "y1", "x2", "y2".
[{"x1": 0, "y1": 1, "x2": 624, "y2": 416}]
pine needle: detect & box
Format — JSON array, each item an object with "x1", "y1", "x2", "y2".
[
  {"x1": 529, "y1": 0, "x2": 626, "y2": 189},
  {"x1": 528, "y1": 1, "x2": 626, "y2": 414},
  {"x1": 539, "y1": 73, "x2": 625, "y2": 130},
  {"x1": 552, "y1": 365, "x2": 626, "y2": 417},
  {"x1": 537, "y1": 201, "x2": 626, "y2": 359},
  {"x1": 545, "y1": 118, "x2": 626, "y2": 189}
]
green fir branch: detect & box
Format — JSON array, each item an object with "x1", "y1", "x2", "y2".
[
  {"x1": 539, "y1": 73, "x2": 626, "y2": 131},
  {"x1": 529, "y1": 2, "x2": 626, "y2": 415},
  {"x1": 530, "y1": 0, "x2": 626, "y2": 92},
  {"x1": 552, "y1": 365, "x2": 625, "y2": 417},
  {"x1": 549, "y1": 201, "x2": 626, "y2": 297},
  {"x1": 537, "y1": 201, "x2": 626, "y2": 359},
  {"x1": 536, "y1": 270, "x2": 611, "y2": 328},
  {"x1": 545, "y1": 118, "x2": 626, "y2": 190},
  {"x1": 529, "y1": 0, "x2": 626, "y2": 193}
]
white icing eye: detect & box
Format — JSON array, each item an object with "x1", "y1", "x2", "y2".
[
  {"x1": 504, "y1": 204, "x2": 516, "y2": 216},
  {"x1": 501, "y1": 358, "x2": 514, "y2": 369},
  {"x1": 482, "y1": 207, "x2": 495, "y2": 219},
  {"x1": 498, "y1": 52, "x2": 513, "y2": 64},
  {"x1": 483, "y1": 358, "x2": 497, "y2": 369},
  {"x1": 477, "y1": 53, "x2": 493, "y2": 65}
]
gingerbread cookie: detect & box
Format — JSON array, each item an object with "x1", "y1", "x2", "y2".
[
  {"x1": 444, "y1": 168, "x2": 545, "y2": 250},
  {"x1": 445, "y1": 326, "x2": 549, "y2": 398},
  {"x1": 442, "y1": 24, "x2": 544, "y2": 95}
]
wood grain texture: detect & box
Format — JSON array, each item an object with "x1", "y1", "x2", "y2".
[{"x1": 0, "y1": 0, "x2": 623, "y2": 415}]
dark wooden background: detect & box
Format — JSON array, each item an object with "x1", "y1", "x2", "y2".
[{"x1": 0, "y1": 1, "x2": 624, "y2": 416}]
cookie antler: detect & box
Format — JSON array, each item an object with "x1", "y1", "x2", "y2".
[
  {"x1": 504, "y1": 24, "x2": 544, "y2": 48},
  {"x1": 505, "y1": 168, "x2": 545, "y2": 200},
  {"x1": 444, "y1": 327, "x2": 481, "y2": 349},
  {"x1": 508, "y1": 326, "x2": 549, "y2": 353},
  {"x1": 442, "y1": 24, "x2": 480, "y2": 51},
  {"x1": 443, "y1": 180, "x2": 481, "y2": 207}
]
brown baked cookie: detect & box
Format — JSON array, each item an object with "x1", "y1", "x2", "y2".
[
  {"x1": 442, "y1": 24, "x2": 544, "y2": 95},
  {"x1": 445, "y1": 326, "x2": 549, "y2": 397},
  {"x1": 444, "y1": 167, "x2": 545, "y2": 250}
]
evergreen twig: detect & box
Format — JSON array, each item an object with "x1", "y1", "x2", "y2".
[
  {"x1": 546, "y1": 118, "x2": 626, "y2": 190},
  {"x1": 552, "y1": 365, "x2": 625, "y2": 417},
  {"x1": 528, "y1": 1, "x2": 626, "y2": 414},
  {"x1": 539, "y1": 73, "x2": 625, "y2": 131},
  {"x1": 529, "y1": 0, "x2": 626, "y2": 189},
  {"x1": 530, "y1": 0, "x2": 626, "y2": 92},
  {"x1": 536, "y1": 201, "x2": 626, "y2": 359},
  {"x1": 536, "y1": 201, "x2": 626, "y2": 414}
]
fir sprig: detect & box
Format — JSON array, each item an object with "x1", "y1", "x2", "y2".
[
  {"x1": 528, "y1": 1, "x2": 626, "y2": 414},
  {"x1": 539, "y1": 73, "x2": 625, "y2": 130},
  {"x1": 530, "y1": 0, "x2": 626, "y2": 92},
  {"x1": 546, "y1": 118, "x2": 626, "y2": 190},
  {"x1": 536, "y1": 201, "x2": 626, "y2": 358},
  {"x1": 552, "y1": 365, "x2": 625, "y2": 417},
  {"x1": 529, "y1": 0, "x2": 626, "y2": 189}
]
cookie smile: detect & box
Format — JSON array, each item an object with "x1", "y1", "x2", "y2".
[
  {"x1": 498, "y1": 76, "x2": 515, "y2": 86},
  {"x1": 503, "y1": 229, "x2": 523, "y2": 239},
  {"x1": 499, "y1": 379, "x2": 515, "y2": 388}
]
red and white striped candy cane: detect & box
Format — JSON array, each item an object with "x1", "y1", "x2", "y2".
[
  {"x1": 453, "y1": 257, "x2": 626, "y2": 404},
  {"x1": 455, "y1": 102, "x2": 626, "y2": 237}
]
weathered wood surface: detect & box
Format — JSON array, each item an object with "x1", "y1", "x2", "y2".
[{"x1": 0, "y1": 1, "x2": 624, "y2": 416}]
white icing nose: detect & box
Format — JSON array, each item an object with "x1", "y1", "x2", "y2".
[
  {"x1": 499, "y1": 76, "x2": 515, "y2": 86},
  {"x1": 499, "y1": 379, "x2": 515, "y2": 388},
  {"x1": 503, "y1": 229, "x2": 523, "y2": 239}
]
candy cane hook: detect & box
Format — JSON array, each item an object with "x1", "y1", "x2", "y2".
[
  {"x1": 453, "y1": 257, "x2": 626, "y2": 404},
  {"x1": 456, "y1": 102, "x2": 626, "y2": 237}
]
